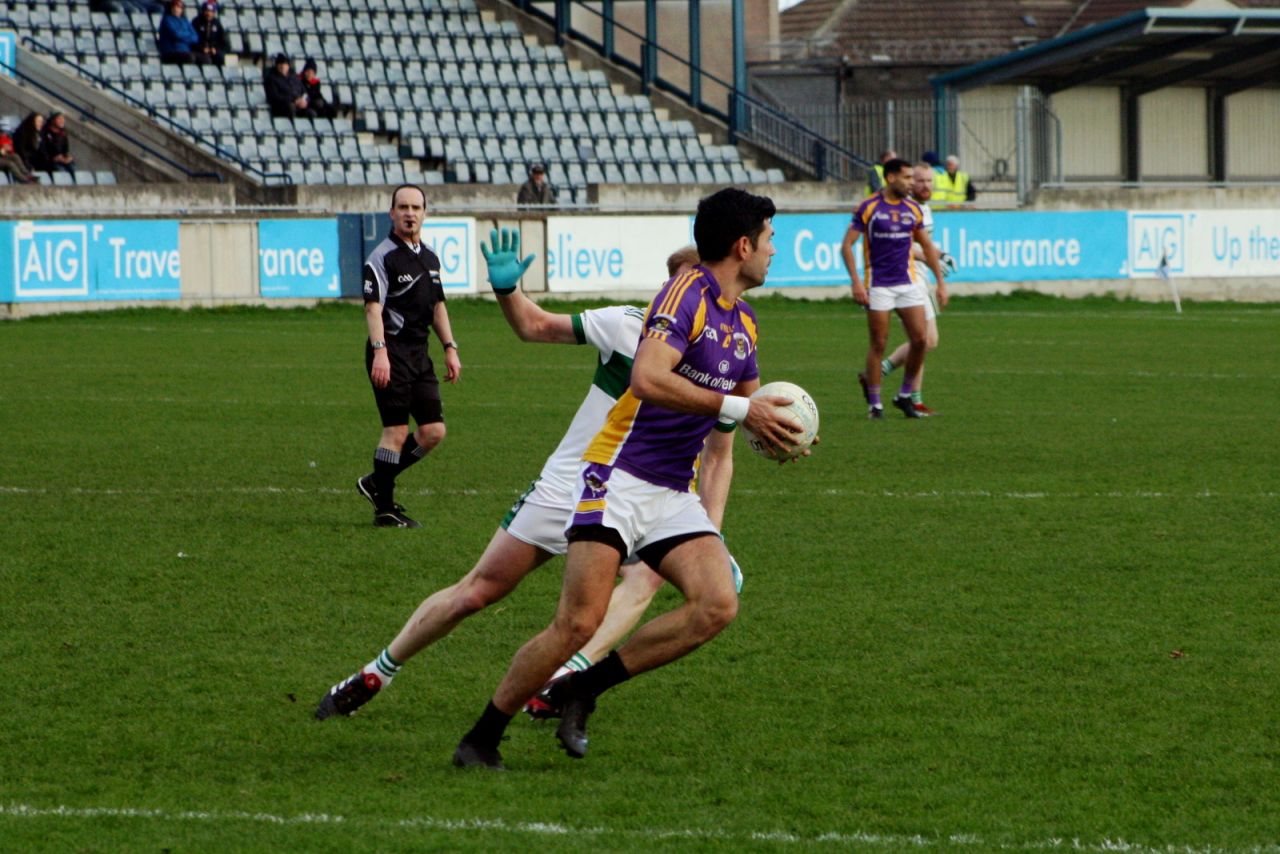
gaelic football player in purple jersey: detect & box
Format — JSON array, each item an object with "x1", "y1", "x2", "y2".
[
  {"x1": 841, "y1": 158, "x2": 947, "y2": 419},
  {"x1": 454, "y1": 189, "x2": 809, "y2": 770}
]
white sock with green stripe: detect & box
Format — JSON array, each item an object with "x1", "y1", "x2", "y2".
[
  {"x1": 881, "y1": 358, "x2": 895, "y2": 376},
  {"x1": 549, "y1": 652, "x2": 593, "y2": 684},
  {"x1": 911, "y1": 390, "x2": 924, "y2": 405},
  {"x1": 364, "y1": 648, "x2": 402, "y2": 688}
]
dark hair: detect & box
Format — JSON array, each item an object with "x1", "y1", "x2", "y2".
[
  {"x1": 882, "y1": 158, "x2": 913, "y2": 177},
  {"x1": 390, "y1": 184, "x2": 426, "y2": 208},
  {"x1": 693, "y1": 188, "x2": 776, "y2": 263}
]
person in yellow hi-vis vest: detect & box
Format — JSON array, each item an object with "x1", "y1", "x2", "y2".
[
  {"x1": 934, "y1": 154, "x2": 976, "y2": 204},
  {"x1": 864, "y1": 149, "x2": 897, "y2": 197}
]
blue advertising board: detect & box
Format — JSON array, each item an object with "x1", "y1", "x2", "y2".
[
  {"x1": 0, "y1": 31, "x2": 15, "y2": 78},
  {"x1": 932, "y1": 210, "x2": 1128, "y2": 282},
  {"x1": 760, "y1": 209, "x2": 1129, "y2": 288},
  {"x1": 0, "y1": 219, "x2": 181, "y2": 302},
  {"x1": 258, "y1": 219, "x2": 340, "y2": 298}
]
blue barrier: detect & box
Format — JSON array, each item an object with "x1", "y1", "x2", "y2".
[
  {"x1": 762, "y1": 210, "x2": 1129, "y2": 287},
  {"x1": 0, "y1": 219, "x2": 181, "y2": 302},
  {"x1": 258, "y1": 219, "x2": 340, "y2": 298},
  {"x1": 0, "y1": 31, "x2": 15, "y2": 78},
  {"x1": 347, "y1": 215, "x2": 477, "y2": 294}
]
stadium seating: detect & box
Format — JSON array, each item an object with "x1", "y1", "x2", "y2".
[
  {"x1": 3, "y1": 0, "x2": 784, "y2": 193},
  {"x1": 0, "y1": 111, "x2": 120, "y2": 185}
]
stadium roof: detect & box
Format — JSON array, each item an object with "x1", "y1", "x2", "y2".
[{"x1": 932, "y1": 6, "x2": 1280, "y2": 95}]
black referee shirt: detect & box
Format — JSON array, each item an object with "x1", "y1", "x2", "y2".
[{"x1": 362, "y1": 232, "x2": 447, "y2": 344}]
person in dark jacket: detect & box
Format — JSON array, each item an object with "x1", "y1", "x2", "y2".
[
  {"x1": 157, "y1": 0, "x2": 206, "y2": 64},
  {"x1": 264, "y1": 54, "x2": 315, "y2": 119},
  {"x1": 12, "y1": 112, "x2": 44, "y2": 172},
  {"x1": 193, "y1": 1, "x2": 227, "y2": 66},
  {"x1": 37, "y1": 112, "x2": 76, "y2": 176},
  {"x1": 299, "y1": 59, "x2": 337, "y2": 119}
]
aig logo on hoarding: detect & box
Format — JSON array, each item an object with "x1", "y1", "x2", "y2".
[
  {"x1": 13, "y1": 221, "x2": 90, "y2": 297},
  {"x1": 421, "y1": 221, "x2": 471, "y2": 289},
  {"x1": 1130, "y1": 213, "x2": 1187, "y2": 274}
]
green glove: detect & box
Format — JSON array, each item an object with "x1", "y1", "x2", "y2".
[{"x1": 481, "y1": 227, "x2": 535, "y2": 295}]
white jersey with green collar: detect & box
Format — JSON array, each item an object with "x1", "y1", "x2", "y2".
[{"x1": 535, "y1": 305, "x2": 646, "y2": 492}]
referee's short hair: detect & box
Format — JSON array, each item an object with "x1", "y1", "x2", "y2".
[{"x1": 390, "y1": 184, "x2": 427, "y2": 209}]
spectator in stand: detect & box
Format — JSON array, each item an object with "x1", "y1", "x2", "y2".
[
  {"x1": 921, "y1": 150, "x2": 942, "y2": 172},
  {"x1": 865, "y1": 148, "x2": 897, "y2": 196},
  {"x1": 935, "y1": 154, "x2": 977, "y2": 204},
  {"x1": 299, "y1": 59, "x2": 337, "y2": 119},
  {"x1": 194, "y1": 1, "x2": 228, "y2": 66},
  {"x1": 157, "y1": 0, "x2": 208, "y2": 65},
  {"x1": 37, "y1": 112, "x2": 76, "y2": 177},
  {"x1": 264, "y1": 54, "x2": 315, "y2": 119},
  {"x1": 12, "y1": 112, "x2": 44, "y2": 174},
  {"x1": 516, "y1": 163, "x2": 556, "y2": 206},
  {"x1": 0, "y1": 124, "x2": 39, "y2": 184}
]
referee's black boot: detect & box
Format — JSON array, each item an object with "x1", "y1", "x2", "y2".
[
  {"x1": 374, "y1": 507, "x2": 422, "y2": 528},
  {"x1": 356, "y1": 474, "x2": 380, "y2": 508}
]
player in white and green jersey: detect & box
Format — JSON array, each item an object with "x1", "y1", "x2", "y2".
[{"x1": 316, "y1": 235, "x2": 739, "y2": 722}]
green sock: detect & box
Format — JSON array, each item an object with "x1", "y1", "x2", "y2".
[
  {"x1": 911, "y1": 390, "x2": 923, "y2": 405},
  {"x1": 881, "y1": 358, "x2": 895, "y2": 376}
]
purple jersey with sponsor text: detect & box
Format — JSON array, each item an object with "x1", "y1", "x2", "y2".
[
  {"x1": 852, "y1": 193, "x2": 924, "y2": 287},
  {"x1": 583, "y1": 265, "x2": 760, "y2": 492}
]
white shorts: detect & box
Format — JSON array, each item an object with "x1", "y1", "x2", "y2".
[
  {"x1": 501, "y1": 476, "x2": 574, "y2": 555},
  {"x1": 567, "y1": 462, "x2": 718, "y2": 555},
  {"x1": 869, "y1": 282, "x2": 928, "y2": 313}
]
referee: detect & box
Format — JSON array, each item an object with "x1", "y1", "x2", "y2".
[{"x1": 357, "y1": 184, "x2": 461, "y2": 527}]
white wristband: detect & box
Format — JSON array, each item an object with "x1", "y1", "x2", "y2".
[{"x1": 718, "y1": 394, "x2": 750, "y2": 424}]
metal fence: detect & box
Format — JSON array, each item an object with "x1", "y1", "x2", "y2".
[{"x1": 773, "y1": 89, "x2": 1062, "y2": 202}]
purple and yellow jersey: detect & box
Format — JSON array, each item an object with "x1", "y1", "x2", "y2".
[
  {"x1": 584, "y1": 265, "x2": 760, "y2": 492},
  {"x1": 852, "y1": 193, "x2": 924, "y2": 287}
]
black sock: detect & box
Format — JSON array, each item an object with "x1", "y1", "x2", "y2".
[
  {"x1": 372, "y1": 447, "x2": 399, "y2": 510},
  {"x1": 462, "y1": 701, "x2": 514, "y2": 750},
  {"x1": 396, "y1": 434, "x2": 429, "y2": 475},
  {"x1": 572, "y1": 651, "x2": 632, "y2": 699}
]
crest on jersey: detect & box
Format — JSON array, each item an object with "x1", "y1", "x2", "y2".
[
  {"x1": 363, "y1": 279, "x2": 374, "y2": 295},
  {"x1": 718, "y1": 360, "x2": 731, "y2": 374},
  {"x1": 650, "y1": 313, "x2": 676, "y2": 333},
  {"x1": 733, "y1": 333, "x2": 749, "y2": 359},
  {"x1": 585, "y1": 473, "x2": 607, "y2": 496}
]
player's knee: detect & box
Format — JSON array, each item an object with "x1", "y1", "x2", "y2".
[
  {"x1": 416, "y1": 421, "x2": 446, "y2": 449},
  {"x1": 926, "y1": 330, "x2": 939, "y2": 351},
  {"x1": 692, "y1": 591, "x2": 738, "y2": 640},
  {"x1": 450, "y1": 581, "x2": 499, "y2": 619},
  {"x1": 620, "y1": 563, "x2": 665, "y2": 599},
  {"x1": 559, "y1": 610, "x2": 605, "y2": 649}
]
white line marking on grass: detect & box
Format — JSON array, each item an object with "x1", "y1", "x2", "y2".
[
  {"x1": 2, "y1": 803, "x2": 1272, "y2": 852},
  {"x1": 1, "y1": 486, "x2": 1276, "y2": 501}
]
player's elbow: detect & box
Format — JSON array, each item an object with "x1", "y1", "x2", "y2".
[{"x1": 629, "y1": 369, "x2": 662, "y2": 401}]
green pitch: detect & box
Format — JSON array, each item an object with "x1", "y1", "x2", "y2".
[{"x1": 1, "y1": 295, "x2": 1277, "y2": 852}]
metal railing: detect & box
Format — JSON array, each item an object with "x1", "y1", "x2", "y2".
[
  {"x1": 773, "y1": 91, "x2": 1064, "y2": 202},
  {"x1": 1, "y1": 22, "x2": 290, "y2": 186},
  {"x1": 508, "y1": 0, "x2": 871, "y2": 183}
]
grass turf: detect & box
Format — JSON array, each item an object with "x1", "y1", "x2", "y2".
[{"x1": 1, "y1": 294, "x2": 1277, "y2": 852}]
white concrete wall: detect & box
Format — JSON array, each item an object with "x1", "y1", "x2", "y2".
[
  {"x1": 1226, "y1": 89, "x2": 1280, "y2": 178},
  {"x1": 1051, "y1": 87, "x2": 1123, "y2": 180},
  {"x1": 1140, "y1": 88, "x2": 1209, "y2": 178}
]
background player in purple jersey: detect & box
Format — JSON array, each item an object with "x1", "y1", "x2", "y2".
[
  {"x1": 454, "y1": 188, "x2": 806, "y2": 770},
  {"x1": 841, "y1": 158, "x2": 947, "y2": 419}
]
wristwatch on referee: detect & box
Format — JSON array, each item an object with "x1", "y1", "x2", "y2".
[
  {"x1": 371, "y1": 339, "x2": 386, "y2": 350},
  {"x1": 442, "y1": 341, "x2": 458, "y2": 351}
]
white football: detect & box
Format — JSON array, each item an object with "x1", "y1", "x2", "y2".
[{"x1": 741, "y1": 381, "x2": 819, "y2": 461}]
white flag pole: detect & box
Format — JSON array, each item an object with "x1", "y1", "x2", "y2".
[{"x1": 1158, "y1": 251, "x2": 1181, "y2": 314}]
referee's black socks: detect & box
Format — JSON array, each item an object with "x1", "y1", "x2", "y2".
[
  {"x1": 372, "y1": 446, "x2": 400, "y2": 509},
  {"x1": 396, "y1": 435, "x2": 429, "y2": 475}
]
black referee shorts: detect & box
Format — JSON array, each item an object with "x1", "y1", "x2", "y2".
[{"x1": 366, "y1": 338, "x2": 443, "y2": 428}]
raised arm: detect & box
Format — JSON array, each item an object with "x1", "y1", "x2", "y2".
[{"x1": 482, "y1": 227, "x2": 576, "y2": 343}]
